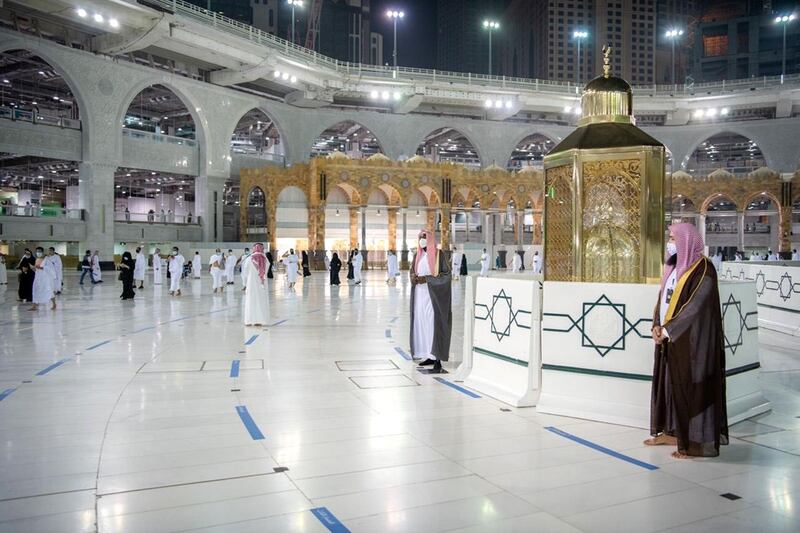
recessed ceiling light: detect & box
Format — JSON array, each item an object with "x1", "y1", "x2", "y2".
[
  {"x1": 76, "y1": 8, "x2": 87, "y2": 18},
  {"x1": 93, "y1": 13, "x2": 104, "y2": 23}
]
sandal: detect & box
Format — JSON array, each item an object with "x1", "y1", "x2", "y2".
[{"x1": 643, "y1": 434, "x2": 677, "y2": 446}]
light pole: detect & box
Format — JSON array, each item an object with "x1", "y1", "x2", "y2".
[
  {"x1": 483, "y1": 20, "x2": 499, "y2": 75},
  {"x1": 386, "y1": 9, "x2": 405, "y2": 70},
  {"x1": 573, "y1": 30, "x2": 588, "y2": 86},
  {"x1": 287, "y1": 0, "x2": 303, "y2": 45},
  {"x1": 775, "y1": 14, "x2": 796, "y2": 80},
  {"x1": 665, "y1": 29, "x2": 684, "y2": 86}
]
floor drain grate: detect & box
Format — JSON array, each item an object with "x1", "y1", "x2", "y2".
[
  {"x1": 720, "y1": 493, "x2": 741, "y2": 500},
  {"x1": 273, "y1": 466, "x2": 289, "y2": 473}
]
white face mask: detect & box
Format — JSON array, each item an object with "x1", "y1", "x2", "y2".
[
  {"x1": 35, "y1": 251, "x2": 43, "y2": 257},
  {"x1": 419, "y1": 238, "x2": 427, "y2": 249},
  {"x1": 666, "y1": 242, "x2": 677, "y2": 257}
]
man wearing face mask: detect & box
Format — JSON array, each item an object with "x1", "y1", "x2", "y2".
[
  {"x1": 209, "y1": 248, "x2": 225, "y2": 293},
  {"x1": 410, "y1": 229, "x2": 452, "y2": 373},
  {"x1": 30, "y1": 246, "x2": 56, "y2": 311},
  {"x1": 168, "y1": 247, "x2": 185, "y2": 296},
  {"x1": 647, "y1": 223, "x2": 728, "y2": 459}
]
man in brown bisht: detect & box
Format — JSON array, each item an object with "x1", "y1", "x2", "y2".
[
  {"x1": 410, "y1": 229, "x2": 452, "y2": 373},
  {"x1": 647, "y1": 222, "x2": 728, "y2": 458}
]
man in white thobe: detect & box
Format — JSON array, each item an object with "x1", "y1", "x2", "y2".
[
  {"x1": 512, "y1": 251, "x2": 522, "y2": 273},
  {"x1": 91, "y1": 251, "x2": 103, "y2": 283},
  {"x1": 239, "y1": 248, "x2": 251, "y2": 290},
  {"x1": 451, "y1": 247, "x2": 461, "y2": 281},
  {"x1": 209, "y1": 249, "x2": 224, "y2": 293},
  {"x1": 749, "y1": 251, "x2": 760, "y2": 261},
  {"x1": 152, "y1": 249, "x2": 163, "y2": 285},
  {"x1": 387, "y1": 250, "x2": 399, "y2": 284},
  {"x1": 192, "y1": 251, "x2": 203, "y2": 279},
  {"x1": 768, "y1": 250, "x2": 779, "y2": 261},
  {"x1": 532, "y1": 251, "x2": 542, "y2": 274},
  {"x1": 225, "y1": 250, "x2": 237, "y2": 285},
  {"x1": 45, "y1": 247, "x2": 63, "y2": 294},
  {"x1": 352, "y1": 249, "x2": 363, "y2": 285},
  {"x1": 284, "y1": 249, "x2": 299, "y2": 289},
  {"x1": 243, "y1": 244, "x2": 269, "y2": 326},
  {"x1": 479, "y1": 248, "x2": 489, "y2": 277},
  {"x1": 169, "y1": 247, "x2": 184, "y2": 296},
  {"x1": 792, "y1": 249, "x2": 800, "y2": 261},
  {"x1": 711, "y1": 251, "x2": 722, "y2": 271},
  {"x1": 133, "y1": 247, "x2": 147, "y2": 289}
]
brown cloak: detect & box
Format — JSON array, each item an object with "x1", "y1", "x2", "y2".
[
  {"x1": 651, "y1": 257, "x2": 729, "y2": 457},
  {"x1": 409, "y1": 250, "x2": 452, "y2": 361}
]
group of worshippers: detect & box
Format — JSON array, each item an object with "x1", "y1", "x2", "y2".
[
  {"x1": 117, "y1": 246, "x2": 185, "y2": 300},
  {"x1": 328, "y1": 249, "x2": 363, "y2": 286},
  {"x1": 15, "y1": 247, "x2": 63, "y2": 310}
]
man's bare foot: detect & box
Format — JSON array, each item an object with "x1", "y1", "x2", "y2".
[
  {"x1": 643, "y1": 434, "x2": 677, "y2": 446},
  {"x1": 28, "y1": 305, "x2": 37, "y2": 311},
  {"x1": 671, "y1": 450, "x2": 691, "y2": 459}
]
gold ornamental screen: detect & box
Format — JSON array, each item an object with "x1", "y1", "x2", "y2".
[{"x1": 543, "y1": 164, "x2": 575, "y2": 281}]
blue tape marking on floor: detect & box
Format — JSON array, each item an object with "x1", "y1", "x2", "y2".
[
  {"x1": 235, "y1": 406, "x2": 265, "y2": 440},
  {"x1": 433, "y1": 377, "x2": 481, "y2": 398},
  {"x1": 310, "y1": 507, "x2": 350, "y2": 533},
  {"x1": 36, "y1": 358, "x2": 71, "y2": 376},
  {"x1": 130, "y1": 326, "x2": 155, "y2": 334},
  {"x1": 86, "y1": 340, "x2": 112, "y2": 351},
  {"x1": 268, "y1": 319, "x2": 288, "y2": 327},
  {"x1": 230, "y1": 360, "x2": 240, "y2": 378},
  {"x1": 545, "y1": 426, "x2": 659, "y2": 471},
  {"x1": 394, "y1": 347, "x2": 412, "y2": 361},
  {"x1": 0, "y1": 388, "x2": 17, "y2": 402},
  {"x1": 385, "y1": 329, "x2": 392, "y2": 338},
  {"x1": 244, "y1": 334, "x2": 259, "y2": 345}
]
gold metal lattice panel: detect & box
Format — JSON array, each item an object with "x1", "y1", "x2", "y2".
[
  {"x1": 582, "y1": 159, "x2": 642, "y2": 283},
  {"x1": 544, "y1": 164, "x2": 575, "y2": 281}
]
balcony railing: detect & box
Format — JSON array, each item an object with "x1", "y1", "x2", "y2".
[
  {"x1": 149, "y1": 0, "x2": 800, "y2": 97},
  {"x1": 116, "y1": 210, "x2": 200, "y2": 224},
  {"x1": 0, "y1": 106, "x2": 81, "y2": 129},
  {"x1": 230, "y1": 146, "x2": 286, "y2": 164},
  {"x1": 0, "y1": 205, "x2": 84, "y2": 219},
  {"x1": 122, "y1": 128, "x2": 197, "y2": 147}
]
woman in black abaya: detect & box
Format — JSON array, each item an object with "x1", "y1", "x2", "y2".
[{"x1": 329, "y1": 252, "x2": 342, "y2": 286}]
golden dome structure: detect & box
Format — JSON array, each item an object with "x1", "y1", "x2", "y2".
[{"x1": 542, "y1": 45, "x2": 667, "y2": 284}]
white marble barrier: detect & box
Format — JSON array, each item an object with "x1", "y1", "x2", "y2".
[
  {"x1": 462, "y1": 276, "x2": 543, "y2": 407},
  {"x1": 537, "y1": 280, "x2": 769, "y2": 428},
  {"x1": 719, "y1": 261, "x2": 800, "y2": 336}
]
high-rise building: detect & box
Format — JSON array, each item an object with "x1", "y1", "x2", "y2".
[
  {"x1": 692, "y1": 2, "x2": 799, "y2": 82},
  {"x1": 251, "y1": 0, "x2": 279, "y2": 35},
  {"x1": 436, "y1": 0, "x2": 505, "y2": 74},
  {"x1": 501, "y1": 0, "x2": 659, "y2": 86},
  {"x1": 655, "y1": 1, "x2": 700, "y2": 84}
]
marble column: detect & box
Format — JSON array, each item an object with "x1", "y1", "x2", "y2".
[
  {"x1": 699, "y1": 214, "x2": 707, "y2": 253},
  {"x1": 401, "y1": 208, "x2": 409, "y2": 268},
  {"x1": 349, "y1": 207, "x2": 359, "y2": 250},
  {"x1": 779, "y1": 205, "x2": 792, "y2": 253},
  {"x1": 738, "y1": 211, "x2": 745, "y2": 251},
  {"x1": 388, "y1": 208, "x2": 398, "y2": 251},
  {"x1": 450, "y1": 210, "x2": 457, "y2": 247},
  {"x1": 195, "y1": 174, "x2": 226, "y2": 243},
  {"x1": 360, "y1": 206, "x2": 368, "y2": 268},
  {"x1": 79, "y1": 161, "x2": 116, "y2": 258}
]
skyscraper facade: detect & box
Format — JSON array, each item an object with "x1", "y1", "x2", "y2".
[{"x1": 436, "y1": 0, "x2": 506, "y2": 74}]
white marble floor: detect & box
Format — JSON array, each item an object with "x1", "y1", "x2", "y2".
[{"x1": 0, "y1": 270, "x2": 799, "y2": 533}]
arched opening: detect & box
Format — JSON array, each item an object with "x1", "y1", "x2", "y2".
[
  {"x1": 704, "y1": 195, "x2": 738, "y2": 239},
  {"x1": 0, "y1": 49, "x2": 81, "y2": 124},
  {"x1": 0, "y1": 50, "x2": 82, "y2": 218},
  {"x1": 685, "y1": 132, "x2": 766, "y2": 177},
  {"x1": 114, "y1": 168, "x2": 198, "y2": 224},
  {"x1": 416, "y1": 128, "x2": 481, "y2": 169},
  {"x1": 231, "y1": 108, "x2": 284, "y2": 164},
  {"x1": 276, "y1": 186, "x2": 308, "y2": 255},
  {"x1": 246, "y1": 187, "x2": 267, "y2": 239},
  {"x1": 670, "y1": 195, "x2": 697, "y2": 225},
  {"x1": 507, "y1": 134, "x2": 556, "y2": 170},
  {"x1": 324, "y1": 185, "x2": 354, "y2": 260},
  {"x1": 122, "y1": 84, "x2": 196, "y2": 140},
  {"x1": 743, "y1": 193, "x2": 780, "y2": 251},
  {"x1": 311, "y1": 121, "x2": 382, "y2": 159}
]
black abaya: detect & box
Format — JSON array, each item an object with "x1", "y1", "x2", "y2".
[
  {"x1": 18, "y1": 255, "x2": 34, "y2": 302},
  {"x1": 330, "y1": 256, "x2": 342, "y2": 285},
  {"x1": 119, "y1": 257, "x2": 136, "y2": 300},
  {"x1": 266, "y1": 252, "x2": 274, "y2": 279},
  {"x1": 346, "y1": 252, "x2": 354, "y2": 280},
  {"x1": 459, "y1": 254, "x2": 468, "y2": 276},
  {"x1": 301, "y1": 252, "x2": 311, "y2": 277}
]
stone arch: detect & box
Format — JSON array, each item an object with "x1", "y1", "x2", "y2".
[
  {"x1": 415, "y1": 127, "x2": 483, "y2": 168},
  {"x1": 743, "y1": 191, "x2": 781, "y2": 212},
  {"x1": 246, "y1": 186, "x2": 267, "y2": 227},
  {"x1": 229, "y1": 107, "x2": 288, "y2": 164},
  {"x1": 681, "y1": 130, "x2": 770, "y2": 175},
  {"x1": 700, "y1": 193, "x2": 738, "y2": 214},
  {"x1": 671, "y1": 195, "x2": 697, "y2": 214},
  {"x1": 117, "y1": 80, "x2": 208, "y2": 173},
  {"x1": 328, "y1": 182, "x2": 362, "y2": 206},
  {"x1": 275, "y1": 185, "x2": 309, "y2": 248},
  {"x1": 0, "y1": 45, "x2": 93, "y2": 159},
  {"x1": 506, "y1": 132, "x2": 559, "y2": 170},
  {"x1": 310, "y1": 120, "x2": 384, "y2": 159}
]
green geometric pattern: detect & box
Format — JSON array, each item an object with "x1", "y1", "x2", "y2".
[
  {"x1": 543, "y1": 294, "x2": 652, "y2": 357},
  {"x1": 474, "y1": 288, "x2": 532, "y2": 342},
  {"x1": 721, "y1": 293, "x2": 758, "y2": 356}
]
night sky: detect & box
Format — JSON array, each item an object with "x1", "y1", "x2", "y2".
[{"x1": 370, "y1": 0, "x2": 438, "y2": 68}]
